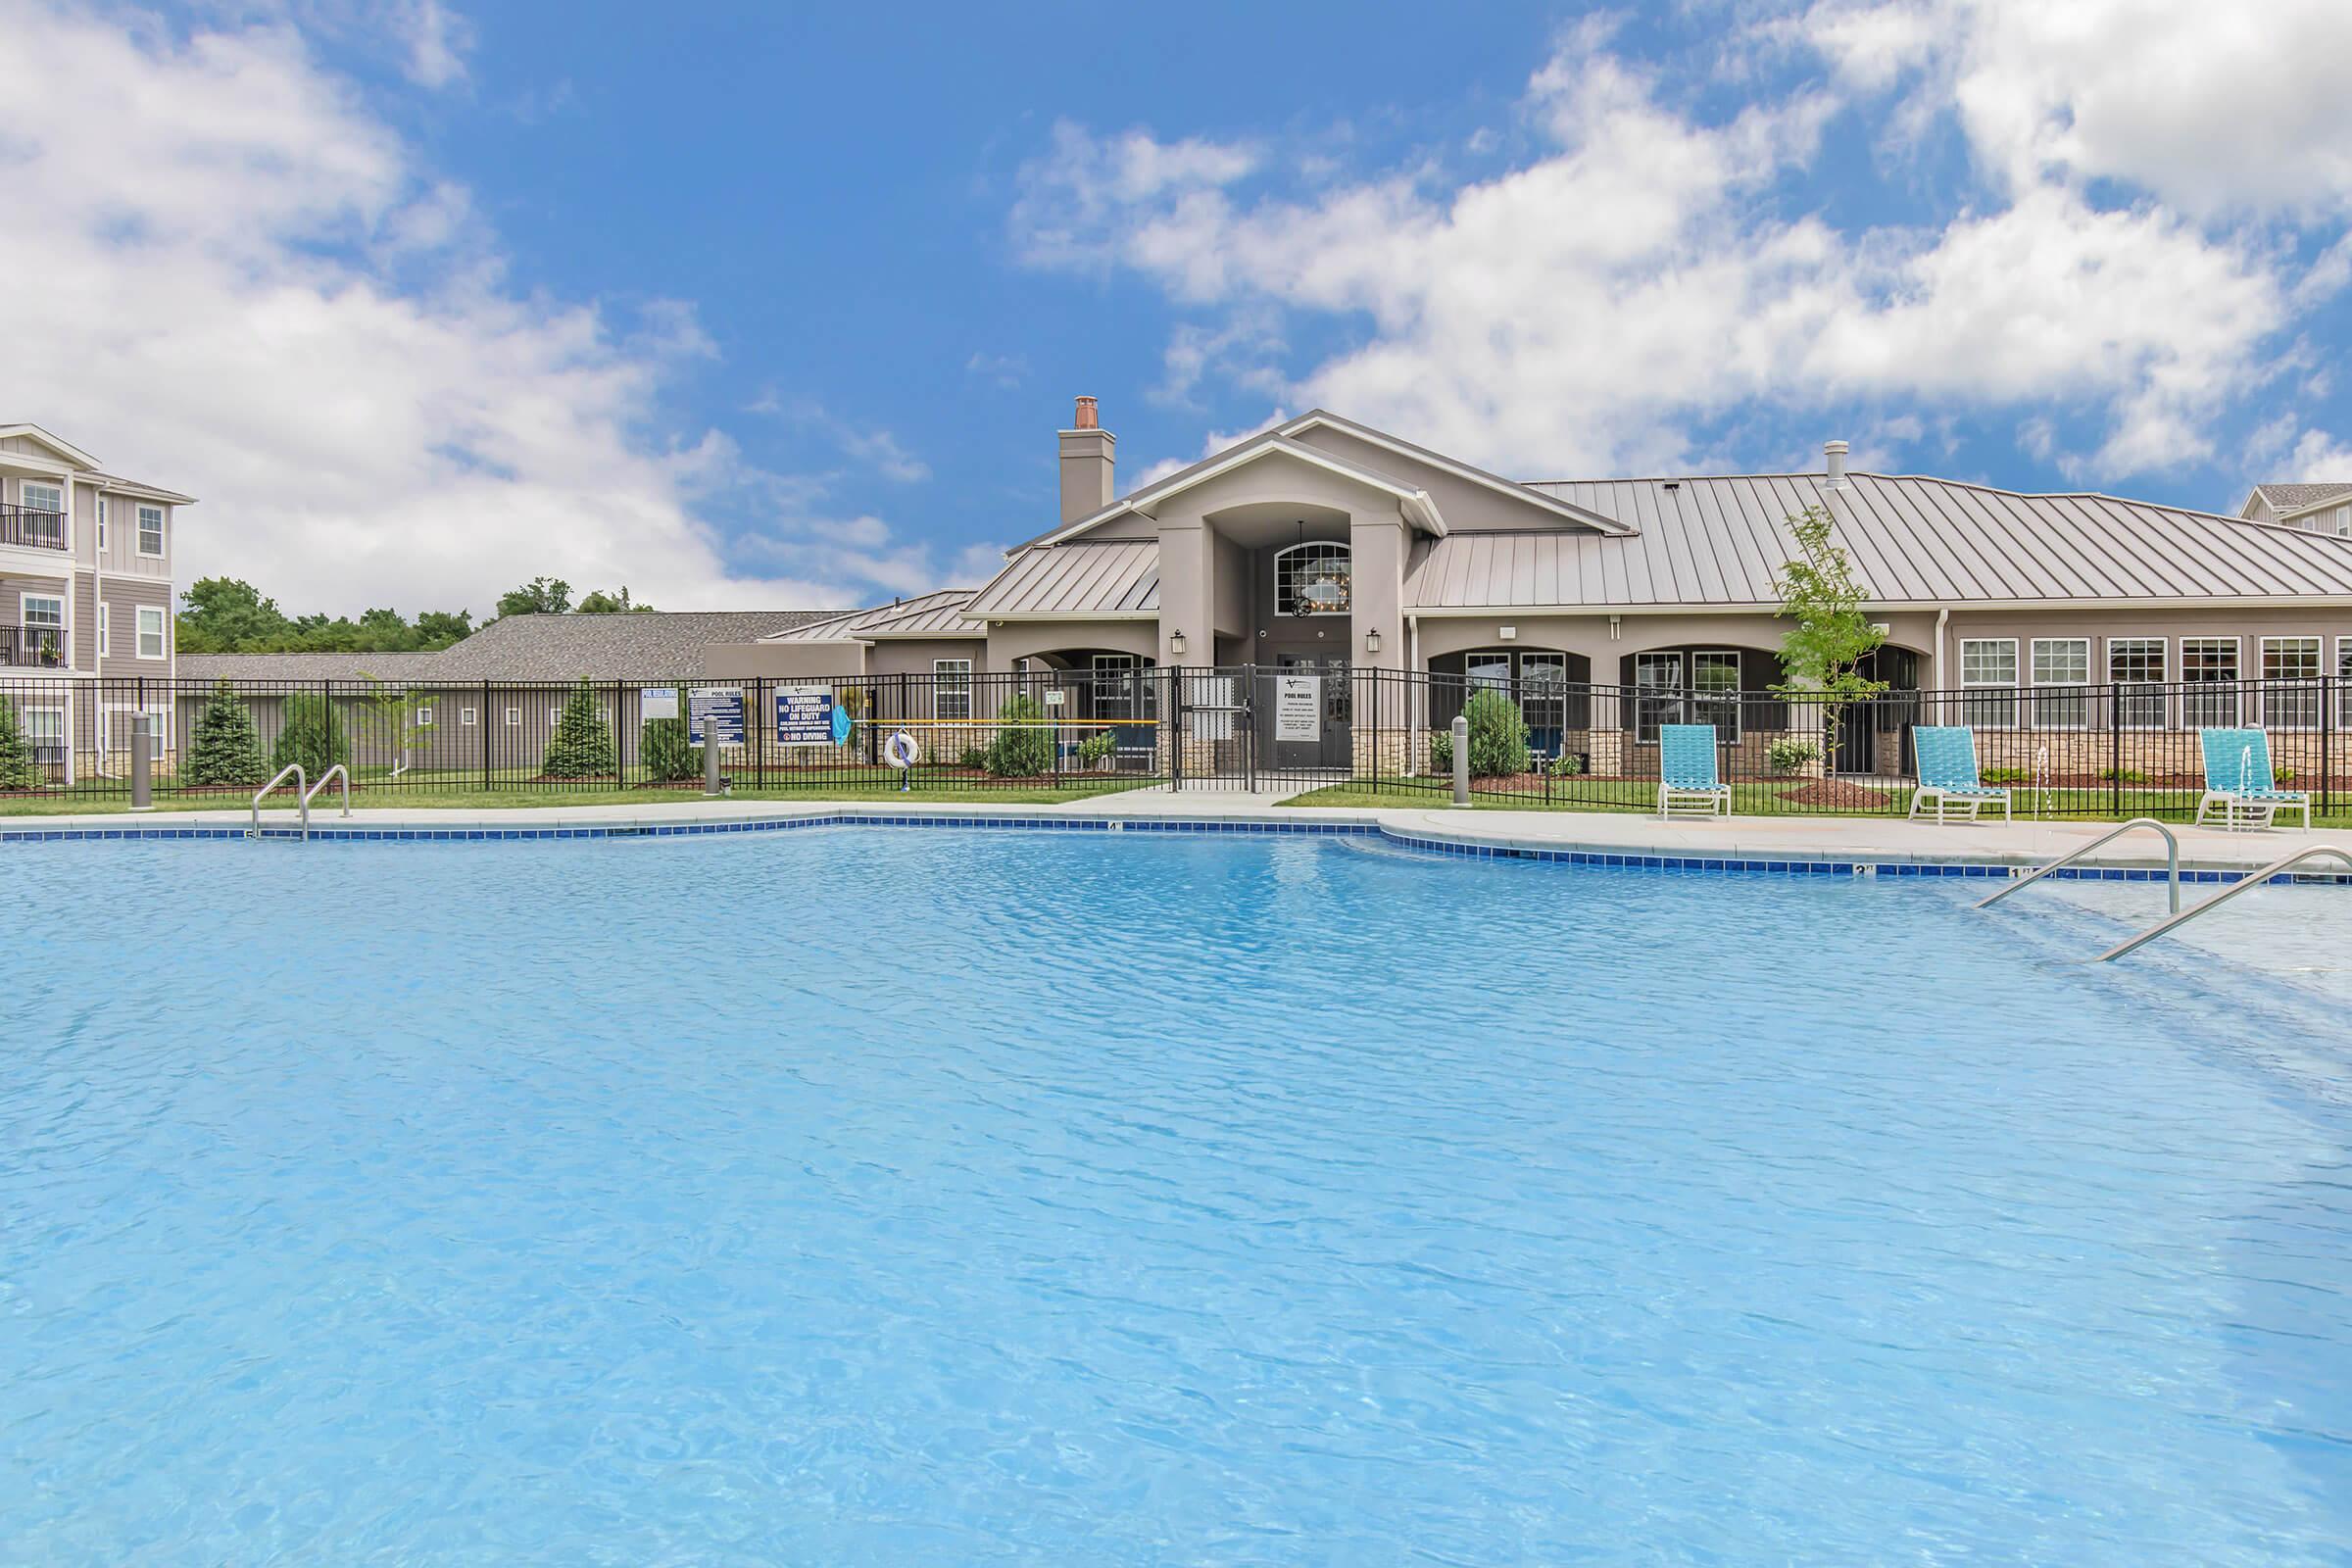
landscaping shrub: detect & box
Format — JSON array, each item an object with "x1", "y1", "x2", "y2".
[
  {"x1": 186, "y1": 679, "x2": 269, "y2": 787},
  {"x1": 1076, "y1": 729, "x2": 1117, "y2": 768},
  {"x1": 1982, "y1": 765, "x2": 2032, "y2": 785},
  {"x1": 2093, "y1": 765, "x2": 2146, "y2": 784},
  {"x1": 986, "y1": 693, "x2": 1054, "y2": 777},
  {"x1": 1427, "y1": 725, "x2": 1451, "y2": 775},
  {"x1": 1463, "y1": 688, "x2": 1531, "y2": 777},
  {"x1": 956, "y1": 745, "x2": 987, "y2": 771},
  {"x1": 0, "y1": 697, "x2": 39, "y2": 791},
  {"x1": 270, "y1": 690, "x2": 348, "y2": 778},
  {"x1": 640, "y1": 715, "x2": 696, "y2": 782},
  {"x1": 541, "y1": 679, "x2": 615, "y2": 778},
  {"x1": 1547, "y1": 751, "x2": 1585, "y2": 777},
  {"x1": 1765, "y1": 738, "x2": 1820, "y2": 775}
]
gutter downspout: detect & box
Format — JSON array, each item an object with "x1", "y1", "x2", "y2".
[{"x1": 1934, "y1": 606, "x2": 1949, "y2": 691}]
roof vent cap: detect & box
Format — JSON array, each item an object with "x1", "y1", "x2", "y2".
[{"x1": 1824, "y1": 438, "x2": 1849, "y2": 489}]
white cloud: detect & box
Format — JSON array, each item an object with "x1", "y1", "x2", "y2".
[
  {"x1": 1012, "y1": 12, "x2": 2310, "y2": 482},
  {"x1": 1806, "y1": 0, "x2": 2352, "y2": 221},
  {"x1": 0, "y1": 4, "x2": 927, "y2": 617}
]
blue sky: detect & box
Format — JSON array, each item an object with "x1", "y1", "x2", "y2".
[{"x1": 6, "y1": 1, "x2": 2352, "y2": 613}]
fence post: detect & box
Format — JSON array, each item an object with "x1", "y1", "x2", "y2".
[
  {"x1": 480, "y1": 680, "x2": 492, "y2": 791},
  {"x1": 2324, "y1": 674, "x2": 2335, "y2": 819},
  {"x1": 755, "y1": 678, "x2": 767, "y2": 791},
  {"x1": 2110, "y1": 680, "x2": 2123, "y2": 817}
]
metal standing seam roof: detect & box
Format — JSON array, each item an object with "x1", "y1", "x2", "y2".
[
  {"x1": 765, "y1": 589, "x2": 980, "y2": 641},
  {"x1": 1401, "y1": 472, "x2": 2352, "y2": 609},
  {"x1": 962, "y1": 540, "x2": 1161, "y2": 617}
]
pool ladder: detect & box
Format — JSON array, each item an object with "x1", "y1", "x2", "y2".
[
  {"x1": 1975, "y1": 816, "x2": 2352, "y2": 960},
  {"x1": 249, "y1": 763, "x2": 350, "y2": 841}
]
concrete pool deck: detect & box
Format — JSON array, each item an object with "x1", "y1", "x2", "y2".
[{"x1": 5, "y1": 787, "x2": 2350, "y2": 879}]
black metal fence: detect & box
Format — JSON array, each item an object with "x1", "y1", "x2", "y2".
[
  {"x1": 1, "y1": 666, "x2": 2345, "y2": 819},
  {"x1": 0, "y1": 669, "x2": 1170, "y2": 803}
]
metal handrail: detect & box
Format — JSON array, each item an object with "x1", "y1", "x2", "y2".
[
  {"x1": 2098, "y1": 846, "x2": 2352, "y2": 961},
  {"x1": 303, "y1": 762, "x2": 351, "y2": 820},
  {"x1": 251, "y1": 762, "x2": 307, "y2": 840},
  {"x1": 1975, "y1": 816, "x2": 2181, "y2": 915}
]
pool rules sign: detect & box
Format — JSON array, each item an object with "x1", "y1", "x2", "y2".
[{"x1": 1275, "y1": 674, "x2": 1320, "y2": 742}]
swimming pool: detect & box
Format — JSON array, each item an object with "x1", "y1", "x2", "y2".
[{"x1": 6, "y1": 827, "x2": 2349, "y2": 1562}]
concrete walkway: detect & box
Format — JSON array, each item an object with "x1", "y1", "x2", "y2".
[{"x1": 6, "y1": 786, "x2": 2350, "y2": 876}]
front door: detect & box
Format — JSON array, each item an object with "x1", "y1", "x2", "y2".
[{"x1": 1269, "y1": 655, "x2": 1350, "y2": 772}]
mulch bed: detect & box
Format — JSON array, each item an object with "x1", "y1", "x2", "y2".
[{"x1": 1777, "y1": 779, "x2": 1903, "y2": 808}]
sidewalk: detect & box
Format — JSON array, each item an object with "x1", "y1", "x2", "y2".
[{"x1": 5, "y1": 787, "x2": 2348, "y2": 876}]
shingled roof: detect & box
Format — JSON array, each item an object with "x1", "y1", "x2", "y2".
[
  {"x1": 2246, "y1": 482, "x2": 2352, "y2": 516},
  {"x1": 180, "y1": 610, "x2": 849, "y2": 685}
]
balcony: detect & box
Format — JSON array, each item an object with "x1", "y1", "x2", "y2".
[
  {"x1": 0, "y1": 621, "x2": 69, "y2": 667},
  {"x1": 0, "y1": 503, "x2": 68, "y2": 551}
]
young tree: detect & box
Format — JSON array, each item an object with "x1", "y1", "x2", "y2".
[
  {"x1": 497, "y1": 576, "x2": 572, "y2": 617},
  {"x1": 1770, "y1": 506, "x2": 1887, "y2": 771},
  {"x1": 541, "y1": 679, "x2": 615, "y2": 778},
  {"x1": 640, "y1": 716, "x2": 696, "y2": 782},
  {"x1": 184, "y1": 680, "x2": 269, "y2": 786},
  {"x1": 271, "y1": 690, "x2": 349, "y2": 777},
  {"x1": 355, "y1": 673, "x2": 437, "y2": 777},
  {"x1": 1462, "y1": 687, "x2": 1532, "y2": 777},
  {"x1": 0, "y1": 697, "x2": 41, "y2": 791},
  {"x1": 986, "y1": 693, "x2": 1054, "y2": 777}
]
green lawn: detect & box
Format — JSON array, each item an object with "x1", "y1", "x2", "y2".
[
  {"x1": 0, "y1": 775, "x2": 1157, "y2": 815},
  {"x1": 1281, "y1": 778, "x2": 2352, "y2": 828}
]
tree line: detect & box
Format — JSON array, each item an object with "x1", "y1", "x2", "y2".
[{"x1": 175, "y1": 576, "x2": 657, "y2": 655}]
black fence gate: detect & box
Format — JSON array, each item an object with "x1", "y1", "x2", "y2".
[{"x1": 1169, "y1": 665, "x2": 1355, "y2": 790}]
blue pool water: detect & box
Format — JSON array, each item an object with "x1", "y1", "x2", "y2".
[{"x1": 5, "y1": 828, "x2": 2350, "y2": 1563}]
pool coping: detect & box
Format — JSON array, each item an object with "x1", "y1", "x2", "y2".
[{"x1": 6, "y1": 796, "x2": 2349, "y2": 886}]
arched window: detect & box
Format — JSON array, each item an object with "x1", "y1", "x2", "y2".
[{"x1": 1274, "y1": 541, "x2": 1350, "y2": 616}]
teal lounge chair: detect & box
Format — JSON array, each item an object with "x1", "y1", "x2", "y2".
[
  {"x1": 1657, "y1": 724, "x2": 1731, "y2": 817},
  {"x1": 2196, "y1": 727, "x2": 2310, "y2": 830},
  {"x1": 1908, "y1": 725, "x2": 2011, "y2": 823}
]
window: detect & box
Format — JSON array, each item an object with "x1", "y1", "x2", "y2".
[
  {"x1": 2180, "y1": 636, "x2": 2239, "y2": 727},
  {"x1": 22, "y1": 594, "x2": 64, "y2": 662},
  {"x1": 505, "y1": 707, "x2": 521, "y2": 727},
  {"x1": 1520, "y1": 652, "x2": 1568, "y2": 735},
  {"x1": 934, "y1": 658, "x2": 973, "y2": 720},
  {"x1": 2333, "y1": 505, "x2": 2352, "y2": 538},
  {"x1": 21, "y1": 479, "x2": 62, "y2": 514},
  {"x1": 104, "y1": 707, "x2": 169, "y2": 759},
  {"x1": 1959, "y1": 638, "x2": 2019, "y2": 728},
  {"x1": 136, "y1": 505, "x2": 165, "y2": 557},
  {"x1": 549, "y1": 708, "x2": 563, "y2": 727},
  {"x1": 1273, "y1": 541, "x2": 1350, "y2": 616},
  {"x1": 2261, "y1": 635, "x2": 2323, "y2": 728},
  {"x1": 1634, "y1": 652, "x2": 1683, "y2": 744},
  {"x1": 2107, "y1": 638, "x2": 2165, "y2": 727},
  {"x1": 24, "y1": 707, "x2": 63, "y2": 760},
  {"x1": 416, "y1": 705, "x2": 435, "y2": 727},
  {"x1": 95, "y1": 496, "x2": 106, "y2": 550},
  {"x1": 2030, "y1": 637, "x2": 2090, "y2": 729},
  {"x1": 135, "y1": 606, "x2": 165, "y2": 660},
  {"x1": 2340, "y1": 638, "x2": 2352, "y2": 729},
  {"x1": 1090, "y1": 653, "x2": 1157, "y2": 719},
  {"x1": 97, "y1": 603, "x2": 109, "y2": 659},
  {"x1": 1691, "y1": 650, "x2": 1742, "y2": 741},
  {"x1": 1464, "y1": 650, "x2": 1512, "y2": 692},
  {"x1": 461, "y1": 706, "x2": 477, "y2": 726}
]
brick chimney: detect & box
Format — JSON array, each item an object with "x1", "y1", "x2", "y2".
[{"x1": 1058, "y1": 396, "x2": 1115, "y2": 523}]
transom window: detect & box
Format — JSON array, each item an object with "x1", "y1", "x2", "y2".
[
  {"x1": 2030, "y1": 638, "x2": 2090, "y2": 729},
  {"x1": 2107, "y1": 638, "x2": 2165, "y2": 727},
  {"x1": 137, "y1": 505, "x2": 166, "y2": 557},
  {"x1": 1959, "y1": 638, "x2": 2018, "y2": 728},
  {"x1": 2261, "y1": 635, "x2": 2323, "y2": 729},
  {"x1": 934, "y1": 659, "x2": 973, "y2": 720},
  {"x1": 2180, "y1": 636, "x2": 2240, "y2": 727},
  {"x1": 1274, "y1": 542, "x2": 1350, "y2": 616}
]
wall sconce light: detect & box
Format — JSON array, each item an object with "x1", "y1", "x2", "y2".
[
  {"x1": 1169, "y1": 628, "x2": 1187, "y2": 657},
  {"x1": 1608, "y1": 613, "x2": 1622, "y2": 641},
  {"x1": 1365, "y1": 627, "x2": 1382, "y2": 655}
]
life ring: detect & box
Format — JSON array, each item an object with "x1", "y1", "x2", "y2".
[{"x1": 883, "y1": 730, "x2": 920, "y2": 769}]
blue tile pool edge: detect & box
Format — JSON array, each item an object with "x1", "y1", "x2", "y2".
[{"x1": 5, "y1": 809, "x2": 2348, "y2": 886}]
